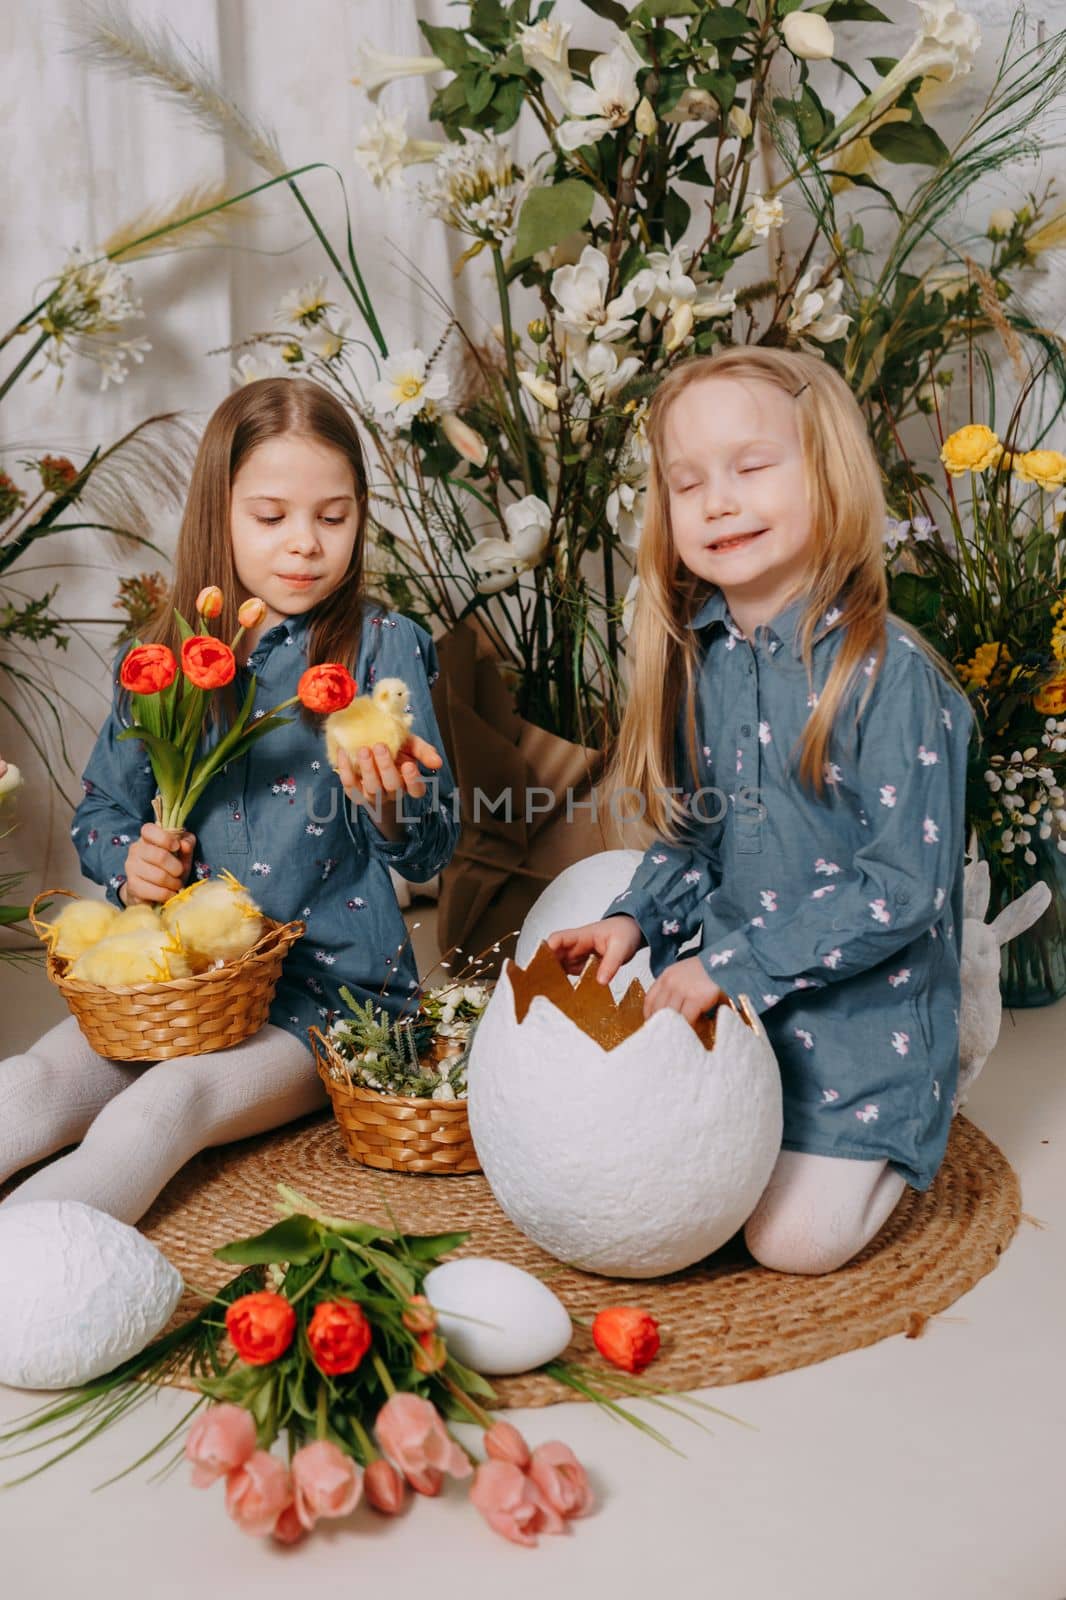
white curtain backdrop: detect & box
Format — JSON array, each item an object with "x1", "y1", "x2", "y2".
[{"x1": 0, "y1": 0, "x2": 1060, "y2": 909}]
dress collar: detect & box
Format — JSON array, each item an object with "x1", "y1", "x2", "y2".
[{"x1": 685, "y1": 587, "x2": 843, "y2": 659}]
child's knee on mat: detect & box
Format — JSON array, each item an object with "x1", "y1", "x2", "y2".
[{"x1": 743, "y1": 1200, "x2": 865, "y2": 1276}]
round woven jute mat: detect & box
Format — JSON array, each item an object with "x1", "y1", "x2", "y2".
[{"x1": 129, "y1": 1108, "x2": 1022, "y2": 1409}]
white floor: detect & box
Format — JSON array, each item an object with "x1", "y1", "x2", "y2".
[{"x1": 1, "y1": 910, "x2": 1063, "y2": 1600}]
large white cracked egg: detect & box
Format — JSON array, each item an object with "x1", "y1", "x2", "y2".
[
  {"x1": 467, "y1": 943, "x2": 783, "y2": 1279},
  {"x1": 423, "y1": 1258, "x2": 572, "y2": 1375},
  {"x1": 0, "y1": 1201, "x2": 184, "y2": 1389}
]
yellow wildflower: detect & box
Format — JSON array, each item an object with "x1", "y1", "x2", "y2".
[
  {"x1": 956, "y1": 640, "x2": 1010, "y2": 688},
  {"x1": 940, "y1": 425, "x2": 1003, "y2": 476},
  {"x1": 1011, "y1": 449, "x2": 1066, "y2": 492}
]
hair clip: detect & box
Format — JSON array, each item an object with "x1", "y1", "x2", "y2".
[{"x1": 793, "y1": 381, "x2": 810, "y2": 397}]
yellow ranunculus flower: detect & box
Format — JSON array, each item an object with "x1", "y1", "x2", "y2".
[
  {"x1": 1011, "y1": 449, "x2": 1066, "y2": 492},
  {"x1": 1034, "y1": 672, "x2": 1066, "y2": 715},
  {"x1": 940, "y1": 425, "x2": 1004, "y2": 476}
]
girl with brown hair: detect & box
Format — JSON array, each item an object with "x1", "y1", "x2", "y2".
[
  {"x1": 0, "y1": 378, "x2": 458, "y2": 1224},
  {"x1": 549, "y1": 348, "x2": 974, "y2": 1275}
]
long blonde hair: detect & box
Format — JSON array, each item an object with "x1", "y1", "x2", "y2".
[{"x1": 607, "y1": 347, "x2": 948, "y2": 840}]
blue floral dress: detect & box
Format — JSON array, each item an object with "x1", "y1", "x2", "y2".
[
  {"x1": 70, "y1": 600, "x2": 460, "y2": 1052},
  {"x1": 602, "y1": 588, "x2": 975, "y2": 1191}
]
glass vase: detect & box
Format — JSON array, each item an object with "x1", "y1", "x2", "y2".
[{"x1": 990, "y1": 839, "x2": 1066, "y2": 1008}]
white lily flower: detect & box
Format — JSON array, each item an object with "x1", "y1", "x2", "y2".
[
  {"x1": 517, "y1": 18, "x2": 573, "y2": 103},
  {"x1": 370, "y1": 348, "x2": 450, "y2": 426},
  {"x1": 788, "y1": 267, "x2": 852, "y2": 344},
  {"x1": 571, "y1": 340, "x2": 642, "y2": 402},
  {"x1": 551, "y1": 245, "x2": 650, "y2": 342},
  {"x1": 232, "y1": 349, "x2": 288, "y2": 386},
  {"x1": 832, "y1": 0, "x2": 980, "y2": 140},
  {"x1": 556, "y1": 32, "x2": 643, "y2": 152},
  {"x1": 518, "y1": 370, "x2": 560, "y2": 411},
  {"x1": 354, "y1": 107, "x2": 446, "y2": 191},
  {"x1": 468, "y1": 494, "x2": 553, "y2": 594},
  {"x1": 350, "y1": 43, "x2": 445, "y2": 100}
]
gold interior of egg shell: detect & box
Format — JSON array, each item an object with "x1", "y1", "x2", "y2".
[{"x1": 506, "y1": 942, "x2": 723, "y2": 1051}]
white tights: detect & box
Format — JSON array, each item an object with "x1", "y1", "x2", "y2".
[
  {"x1": 0, "y1": 1015, "x2": 329, "y2": 1226},
  {"x1": 743, "y1": 1148, "x2": 908, "y2": 1275}
]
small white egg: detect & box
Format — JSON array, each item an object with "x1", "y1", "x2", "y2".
[{"x1": 423, "y1": 1257, "x2": 572, "y2": 1376}]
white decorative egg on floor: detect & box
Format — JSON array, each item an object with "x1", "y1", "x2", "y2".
[
  {"x1": 422, "y1": 1258, "x2": 573, "y2": 1375},
  {"x1": 467, "y1": 943, "x2": 783, "y2": 1279},
  {"x1": 0, "y1": 1200, "x2": 184, "y2": 1389}
]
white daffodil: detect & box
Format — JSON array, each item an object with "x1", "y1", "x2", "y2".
[
  {"x1": 621, "y1": 571, "x2": 641, "y2": 637},
  {"x1": 468, "y1": 494, "x2": 553, "y2": 593},
  {"x1": 741, "y1": 194, "x2": 785, "y2": 239},
  {"x1": 354, "y1": 107, "x2": 446, "y2": 191},
  {"x1": 0, "y1": 762, "x2": 23, "y2": 801},
  {"x1": 788, "y1": 266, "x2": 852, "y2": 345},
  {"x1": 303, "y1": 316, "x2": 350, "y2": 362},
  {"x1": 231, "y1": 349, "x2": 289, "y2": 386},
  {"x1": 441, "y1": 412, "x2": 489, "y2": 466},
  {"x1": 350, "y1": 43, "x2": 445, "y2": 100},
  {"x1": 571, "y1": 340, "x2": 642, "y2": 403},
  {"x1": 517, "y1": 17, "x2": 573, "y2": 103},
  {"x1": 832, "y1": 0, "x2": 980, "y2": 141},
  {"x1": 606, "y1": 481, "x2": 646, "y2": 551},
  {"x1": 370, "y1": 348, "x2": 450, "y2": 426},
  {"x1": 556, "y1": 32, "x2": 643, "y2": 152},
  {"x1": 518, "y1": 370, "x2": 560, "y2": 411},
  {"x1": 551, "y1": 245, "x2": 650, "y2": 343},
  {"x1": 275, "y1": 277, "x2": 331, "y2": 327},
  {"x1": 781, "y1": 11, "x2": 836, "y2": 61}
]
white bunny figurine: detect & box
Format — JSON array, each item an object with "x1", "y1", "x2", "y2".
[{"x1": 956, "y1": 839, "x2": 1052, "y2": 1111}]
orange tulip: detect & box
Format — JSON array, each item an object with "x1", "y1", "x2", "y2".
[
  {"x1": 297, "y1": 663, "x2": 357, "y2": 713},
  {"x1": 237, "y1": 596, "x2": 268, "y2": 629},
  {"x1": 196, "y1": 585, "x2": 224, "y2": 618},
  {"x1": 182, "y1": 634, "x2": 236, "y2": 689},
  {"x1": 306, "y1": 1299, "x2": 372, "y2": 1376},
  {"x1": 119, "y1": 643, "x2": 177, "y2": 695},
  {"x1": 591, "y1": 1305, "x2": 661, "y2": 1373},
  {"x1": 225, "y1": 1291, "x2": 296, "y2": 1365}
]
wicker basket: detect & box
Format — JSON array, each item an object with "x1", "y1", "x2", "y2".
[
  {"x1": 309, "y1": 1023, "x2": 480, "y2": 1175},
  {"x1": 29, "y1": 888, "x2": 304, "y2": 1061}
]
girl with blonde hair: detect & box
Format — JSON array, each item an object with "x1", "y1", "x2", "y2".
[
  {"x1": 0, "y1": 378, "x2": 458, "y2": 1224},
  {"x1": 549, "y1": 347, "x2": 973, "y2": 1274}
]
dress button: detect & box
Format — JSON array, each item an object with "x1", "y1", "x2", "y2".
[
  {"x1": 895, "y1": 888, "x2": 910, "y2": 905},
  {"x1": 740, "y1": 723, "x2": 751, "y2": 736}
]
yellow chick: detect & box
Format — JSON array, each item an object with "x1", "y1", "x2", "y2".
[
  {"x1": 324, "y1": 678, "x2": 414, "y2": 772},
  {"x1": 112, "y1": 903, "x2": 162, "y2": 935},
  {"x1": 46, "y1": 898, "x2": 121, "y2": 961},
  {"x1": 160, "y1": 870, "x2": 264, "y2": 968},
  {"x1": 70, "y1": 926, "x2": 193, "y2": 987}
]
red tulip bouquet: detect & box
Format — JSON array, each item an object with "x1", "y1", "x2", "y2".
[{"x1": 118, "y1": 584, "x2": 357, "y2": 830}]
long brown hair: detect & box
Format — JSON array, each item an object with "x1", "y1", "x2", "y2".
[
  {"x1": 141, "y1": 377, "x2": 371, "y2": 697},
  {"x1": 607, "y1": 346, "x2": 954, "y2": 840}
]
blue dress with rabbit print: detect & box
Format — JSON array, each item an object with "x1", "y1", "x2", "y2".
[
  {"x1": 69, "y1": 600, "x2": 460, "y2": 1054},
  {"x1": 601, "y1": 588, "x2": 975, "y2": 1191}
]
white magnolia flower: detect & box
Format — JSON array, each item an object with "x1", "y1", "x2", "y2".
[
  {"x1": 781, "y1": 11, "x2": 836, "y2": 61},
  {"x1": 621, "y1": 571, "x2": 640, "y2": 637},
  {"x1": 354, "y1": 107, "x2": 446, "y2": 191},
  {"x1": 370, "y1": 348, "x2": 450, "y2": 426},
  {"x1": 788, "y1": 266, "x2": 852, "y2": 344},
  {"x1": 39, "y1": 247, "x2": 151, "y2": 389},
  {"x1": 663, "y1": 82, "x2": 719, "y2": 124},
  {"x1": 556, "y1": 32, "x2": 643, "y2": 152},
  {"x1": 350, "y1": 43, "x2": 445, "y2": 100},
  {"x1": 517, "y1": 18, "x2": 573, "y2": 102},
  {"x1": 275, "y1": 277, "x2": 330, "y2": 327},
  {"x1": 232, "y1": 349, "x2": 288, "y2": 386},
  {"x1": 693, "y1": 284, "x2": 737, "y2": 320},
  {"x1": 0, "y1": 762, "x2": 23, "y2": 801},
  {"x1": 571, "y1": 339, "x2": 641, "y2": 403},
  {"x1": 834, "y1": 0, "x2": 980, "y2": 138},
  {"x1": 303, "y1": 316, "x2": 350, "y2": 362},
  {"x1": 467, "y1": 494, "x2": 553, "y2": 594},
  {"x1": 551, "y1": 245, "x2": 650, "y2": 342},
  {"x1": 664, "y1": 300, "x2": 695, "y2": 353},
  {"x1": 606, "y1": 480, "x2": 646, "y2": 551},
  {"x1": 742, "y1": 194, "x2": 785, "y2": 239}
]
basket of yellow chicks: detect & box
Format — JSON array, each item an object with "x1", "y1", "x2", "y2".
[{"x1": 29, "y1": 872, "x2": 304, "y2": 1061}]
